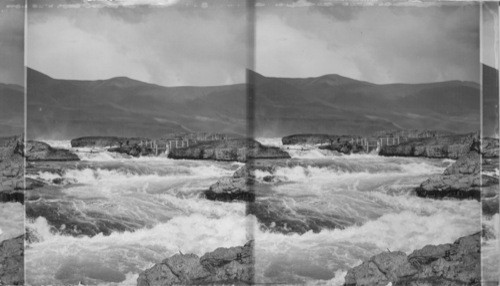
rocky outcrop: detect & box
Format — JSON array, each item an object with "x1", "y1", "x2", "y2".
[
  {"x1": 0, "y1": 136, "x2": 24, "y2": 195},
  {"x1": 0, "y1": 235, "x2": 24, "y2": 285},
  {"x1": 169, "y1": 139, "x2": 290, "y2": 162},
  {"x1": 415, "y1": 151, "x2": 482, "y2": 200},
  {"x1": 282, "y1": 134, "x2": 356, "y2": 146},
  {"x1": 70, "y1": 136, "x2": 147, "y2": 148},
  {"x1": 137, "y1": 241, "x2": 253, "y2": 286},
  {"x1": 344, "y1": 232, "x2": 480, "y2": 286},
  {"x1": 319, "y1": 140, "x2": 365, "y2": 154},
  {"x1": 379, "y1": 133, "x2": 478, "y2": 159},
  {"x1": 481, "y1": 138, "x2": 499, "y2": 216},
  {"x1": 108, "y1": 144, "x2": 155, "y2": 157},
  {"x1": 415, "y1": 137, "x2": 499, "y2": 201},
  {"x1": 25, "y1": 141, "x2": 79, "y2": 162}
]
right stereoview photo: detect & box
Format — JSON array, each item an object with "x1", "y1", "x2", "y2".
[
  {"x1": 249, "y1": 1, "x2": 487, "y2": 285},
  {"x1": 481, "y1": 1, "x2": 500, "y2": 285}
]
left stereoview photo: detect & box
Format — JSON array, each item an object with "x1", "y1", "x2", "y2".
[
  {"x1": 25, "y1": 1, "x2": 252, "y2": 285},
  {"x1": 0, "y1": 0, "x2": 25, "y2": 285}
]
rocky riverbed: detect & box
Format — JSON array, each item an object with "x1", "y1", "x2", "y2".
[
  {"x1": 344, "y1": 232, "x2": 481, "y2": 286},
  {"x1": 169, "y1": 138, "x2": 290, "y2": 162},
  {"x1": 137, "y1": 241, "x2": 253, "y2": 286}
]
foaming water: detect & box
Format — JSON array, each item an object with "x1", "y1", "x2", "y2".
[
  {"x1": 26, "y1": 214, "x2": 250, "y2": 285},
  {"x1": 0, "y1": 202, "x2": 24, "y2": 242},
  {"x1": 250, "y1": 150, "x2": 479, "y2": 284},
  {"x1": 483, "y1": 214, "x2": 500, "y2": 284},
  {"x1": 25, "y1": 146, "x2": 247, "y2": 285},
  {"x1": 28, "y1": 140, "x2": 480, "y2": 285},
  {"x1": 257, "y1": 137, "x2": 283, "y2": 147},
  {"x1": 254, "y1": 198, "x2": 480, "y2": 284}
]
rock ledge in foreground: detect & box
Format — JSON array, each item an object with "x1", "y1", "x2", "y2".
[
  {"x1": 0, "y1": 235, "x2": 24, "y2": 285},
  {"x1": 137, "y1": 241, "x2": 253, "y2": 286},
  {"x1": 344, "y1": 232, "x2": 480, "y2": 286}
]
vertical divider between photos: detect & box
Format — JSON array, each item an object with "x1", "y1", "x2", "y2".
[
  {"x1": 246, "y1": 0, "x2": 256, "y2": 282},
  {"x1": 22, "y1": 1, "x2": 27, "y2": 284}
]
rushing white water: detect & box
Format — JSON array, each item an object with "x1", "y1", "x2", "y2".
[
  {"x1": 483, "y1": 214, "x2": 500, "y2": 284},
  {"x1": 25, "y1": 140, "x2": 482, "y2": 285},
  {"x1": 26, "y1": 141, "x2": 248, "y2": 285},
  {"x1": 0, "y1": 202, "x2": 24, "y2": 243},
  {"x1": 249, "y1": 150, "x2": 479, "y2": 284}
]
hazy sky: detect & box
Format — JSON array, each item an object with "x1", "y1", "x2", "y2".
[
  {"x1": 482, "y1": 1, "x2": 498, "y2": 69},
  {"x1": 27, "y1": 1, "x2": 480, "y2": 86},
  {"x1": 256, "y1": 2, "x2": 480, "y2": 84},
  {"x1": 28, "y1": 1, "x2": 250, "y2": 86},
  {"x1": 0, "y1": 2, "x2": 24, "y2": 86}
]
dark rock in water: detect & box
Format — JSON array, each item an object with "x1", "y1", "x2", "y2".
[
  {"x1": 168, "y1": 139, "x2": 290, "y2": 162},
  {"x1": 344, "y1": 232, "x2": 481, "y2": 286},
  {"x1": 0, "y1": 235, "x2": 24, "y2": 285},
  {"x1": 205, "y1": 177, "x2": 255, "y2": 202},
  {"x1": 108, "y1": 144, "x2": 155, "y2": 157},
  {"x1": 137, "y1": 241, "x2": 254, "y2": 286},
  {"x1": 70, "y1": 136, "x2": 147, "y2": 148},
  {"x1": 25, "y1": 227, "x2": 42, "y2": 244},
  {"x1": 248, "y1": 200, "x2": 353, "y2": 234},
  {"x1": 25, "y1": 141, "x2": 79, "y2": 161},
  {"x1": 24, "y1": 177, "x2": 46, "y2": 190},
  {"x1": 0, "y1": 192, "x2": 24, "y2": 204},
  {"x1": 26, "y1": 201, "x2": 143, "y2": 237},
  {"x1": 379, "y1": 133, "x2": 478, "y2": 159}
]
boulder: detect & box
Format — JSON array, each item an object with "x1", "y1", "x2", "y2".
[
  {"x1": 205, "y1": 177, "x2": 255, "y2": 202},
  {"x1": 137, "y1": 241, "x2": 253, "y2": 286},
  {"x1": 168, "y1": 139, "x2": 290, "y2": 162},
  {"x1": 25, "y1": 141, "x2": 79, "y2": 161},
  {"x1": 0, "y1": 235, "x2": 24, "y2": 285},
  {"x1": 344, "y1": 233, "x2": 480, "y2": 286}
]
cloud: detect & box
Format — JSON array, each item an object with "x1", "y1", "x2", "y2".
[
  {"x1": 0, "y1": 7, "x2": 24, "y2": 86},
  {"x1": 256, "y1": 3, "x2": 480, "y2": 84},
  {"x1": 482, "y1": 1, "x2": 498, "y2": 68},
  {"x1": 28, "y1": 5, "x2": 249, "y2": 86}
]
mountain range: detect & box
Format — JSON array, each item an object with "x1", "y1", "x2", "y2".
[
  {"x1": 0, "y1": 83, "x2": 24, "y2": 137},
  {"x1": 26, "y1": 67, "x2": 483, "y2": 139}
]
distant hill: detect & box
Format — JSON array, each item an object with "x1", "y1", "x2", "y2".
[
  {"x1": 27, "y1": 68, "x2": 480, "y2": 139},
  {"x1": 0, "y1": 83, "x2": 24, "y2": 137},
  {"x1": 27, "y1": 68, "x2": 247, "y2": 139},
  {"x1": 250, "y1": 70, "x2": 480, "y2": 137},
  {"x1": 483, "y1": 64, "x2": 499, "y2": 138}
]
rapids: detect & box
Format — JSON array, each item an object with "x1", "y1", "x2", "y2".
[{"x1": 24, "y1": 139, "x2": 483, "y2": 285}]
